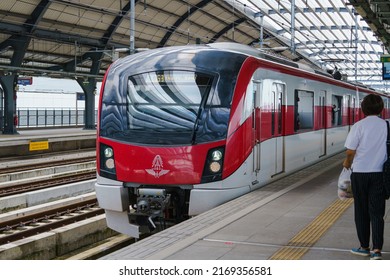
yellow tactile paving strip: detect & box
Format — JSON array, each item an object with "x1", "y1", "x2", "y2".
[{"x1": 269, "y1": 198, "x2": 354, "y2": 260}]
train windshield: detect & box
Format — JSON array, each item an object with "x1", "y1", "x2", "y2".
[{"x1": 123, "y1": 70, "x2": 214, "y2": 144}]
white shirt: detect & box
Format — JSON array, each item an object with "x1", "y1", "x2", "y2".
[{"x1": 344, "y1": 115, "x2": 387, "y2": 172}]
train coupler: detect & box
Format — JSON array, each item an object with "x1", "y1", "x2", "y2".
[
  {"x1": 128, "y1": 212, "x2": 156, "y2": 233},
  {"x1": 128, "y1": 188, "x2": 170, "y2": 234}
]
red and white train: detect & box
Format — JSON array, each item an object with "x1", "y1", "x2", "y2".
[{"x1": 95, "y1": 42, "x2": 389, "y2": 237}]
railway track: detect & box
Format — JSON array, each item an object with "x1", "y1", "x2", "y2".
[
  {"x1": 0, "y1": 151, "x2": 96, "y2": 198},
  {"x1": 0, "y1": 148, "x2": 116, "y2": 259},
  {"x1": 0, "y1": 156, "x2": 96, "y2": 175},
  {"x1": 0, "y1": 150, "x2": 173, "y2": 259},
  {"x1": 0, "y1": 169, "x2": 96, "y2": 197},
  {"x1": 0, "y1": 197, "x2": 103, "y2": 245}
]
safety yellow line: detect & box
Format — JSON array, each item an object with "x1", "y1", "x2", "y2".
[{"x1": 269, "y1": 198, "x2": 353, "y2": 260}]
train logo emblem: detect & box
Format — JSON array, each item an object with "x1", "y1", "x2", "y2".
[{"x1": 145, "y1": 155, "x2": 170, "y2": 178}]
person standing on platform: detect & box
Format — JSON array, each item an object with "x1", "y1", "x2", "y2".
[{"x1": 343, "y1": 94, "x2": 387, "y2": 260}]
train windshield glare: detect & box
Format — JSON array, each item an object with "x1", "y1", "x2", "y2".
[{"x1": 125, "y1": 70, "x2": 214, "y2": 144}]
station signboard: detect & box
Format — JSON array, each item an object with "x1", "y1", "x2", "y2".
[
  {"x1": 381, "y1": 55, "x2": 390, "y2": 80},
  {"x1": 76, "y1": 92, "x2": 85, "y2": 100},
  {"x1": 17, "y1": 77, "x2": 33, "y2": 86},
  {"x1": 29, "y1": 139, "x2": 49, "y2": 151}
]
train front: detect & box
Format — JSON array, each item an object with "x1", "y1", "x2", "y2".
[{"x1": 95, "y1": 45, "x2": 247, "y2": 237}]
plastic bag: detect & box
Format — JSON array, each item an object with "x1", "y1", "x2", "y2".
[{"x1": 337, "y1": 167, "x2": 353, "y2": 200}]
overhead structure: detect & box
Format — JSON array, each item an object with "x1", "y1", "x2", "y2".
[
  {"x1": 1, "y1": 0, "x2": 390, "y2": 133},
  {"x1": 0, "y1": 0, "x2": 388, "y2": 84},
  {"x1": 0, "y1": 0, "x2": 284, "y2": 79},
  {"x1": 347, "y1": 0, "x2": 390, "y2": 54},
  {"x1": 234, "y1": 0, "x2": 389, "y2": 92}
]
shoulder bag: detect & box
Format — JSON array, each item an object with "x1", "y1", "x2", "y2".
[{"x1": 382, "y1": 120, "x2": 390, "y2": 199}]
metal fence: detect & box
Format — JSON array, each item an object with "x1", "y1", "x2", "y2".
[{"x1": 16, "y1": 108, "x2": 97, "y2": 128}]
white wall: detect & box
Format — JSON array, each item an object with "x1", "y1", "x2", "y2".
[
  {"x1": 17, "y1": 91, "x2": 100, "y2": 109},
  {"x1": 16, "y1": 77, "x2": 101, "y2": 109}
]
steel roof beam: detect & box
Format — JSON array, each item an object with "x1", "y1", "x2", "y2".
[
  {"x1": 24, "y1": 0, "x2": 51, "y2": 33},
  {"x1": 5, "y1": 0, "x2": 50, "y2": 68},
  {"x1": 158, "y1": 0, "x2": 213, "y2": 47},
  {"x1": 348, "y1": 0, "x2": 390, "y2": 53},
  {"x1": 208, "y1": 18, "x2": 247, "y2": 43},
  {"x1": 267, "y1": 6, "x2": 349, "y2": 15},
  {"x1": 309, "y1": 50, "x2": 381, "y2": 57},
  {"x1": 342, "y1": 67, "x2": 384, "y2": 71},
  {"x1": 0, "y1": 22, "x2": 105, "y2": 48},
  {"x1": 101, "y1": 2, "x2": 132, "y2": 44},
  {"x1": 296, "y1": 39, "x2": 382, "y2": 47}
]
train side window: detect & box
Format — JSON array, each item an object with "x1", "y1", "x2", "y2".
[
  {"x1": 294, "y1": 90, "x2": 314, "y2": 132},
  {"x1": 240, "y1": 80, "x2": 254, "y2": 125},
  {"x1": 274, "y1": 83, "x2": 284, "y2": 135},
  {"x1": 271, "y1": 91, "x2": 275, "y2": 135},
  {"x1": 331, "y1": 95, "x2": 343, "y2": 126}
]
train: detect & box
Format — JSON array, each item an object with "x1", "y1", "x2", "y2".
[{"x1": 95, "y1": 42, "x2": 389, "y2": 238}]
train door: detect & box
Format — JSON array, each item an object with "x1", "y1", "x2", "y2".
[
  {"x1": 318, "y1": 90, "x2": 326, "y2": 157},
  {"x1": 350, "y1": 95, "x2": 356, "y2": 125},
  {"x1": 271, "y1": 82, "x2": 285, "y2": 176},
  {"x1": 257, "y1": 79, "x2": 285, "y2": 178},
  {"x1": 343, "y1": 95, "x2": 350, "y2": 127},
  {"x1": 252, "y1": 80, "x2": 261, "y2": 176}
]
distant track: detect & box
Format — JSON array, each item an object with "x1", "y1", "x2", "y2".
[
  {"x1": 0, "y1": 198, "x2": 103, "y2": 245},
  {"x1": 0, "y1": 169, "x2": 96, "y2": 197},
  {"x1": 0, "y1": 156, "x2": 95, "y2": 175}
]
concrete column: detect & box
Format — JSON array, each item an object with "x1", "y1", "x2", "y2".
[
  {"x1": 0, "y1": 74, "x2": 18, "y2": 134},
  {"x1": 77, "y1": 77, "x2": 96, "y2": 130}
]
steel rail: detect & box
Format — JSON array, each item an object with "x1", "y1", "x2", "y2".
[
  {"x1": 0, "y1": 170, "x2": 96, "y2": 197},
  {"x1": 0, "y1": 198, "x2": 103, "y2": 245},
  {"x1": 0, "y1": 157, "x2": 96, "y2": 175}
]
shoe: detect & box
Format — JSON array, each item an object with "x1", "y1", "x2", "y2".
[
  {"x1": 351, "y1": 247, "x2": 370, "y2": 257},
  {"x1": 370, "y1": 252, "x2": 382, "y2": 260}
]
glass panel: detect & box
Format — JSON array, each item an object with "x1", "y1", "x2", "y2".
[
  {"x1": 126, "y1": 71, "x2": 211, "y2": 131},
  {"x1": 102, "y1": 70, "x2": 216, "y2": 145},
  {"x1": 295, "y1": 90, "x2": 314, "y2": 131}
]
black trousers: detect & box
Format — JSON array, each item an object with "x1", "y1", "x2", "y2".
[{"x1": 351, "y1": 172, "x2": 386, "y2": 250}]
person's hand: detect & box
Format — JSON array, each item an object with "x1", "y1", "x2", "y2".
[{"x1": 343, "y1": 159, "x2": 352, "y2": 169}]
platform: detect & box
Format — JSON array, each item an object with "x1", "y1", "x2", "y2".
[
  {"x1": 0, "y1": 127, "x2": 96, "y2": 157},
  {"x1": 102, "y1": 152, "x2": 390, "y2": 260}
]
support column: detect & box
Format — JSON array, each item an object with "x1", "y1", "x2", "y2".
[
  {"x1": 291, "y1": 0, "x2": 296, "y2": 54},
  {"x1": 0, "y1": 74, "x2": 18, "y2": 134},
  {"x1": 77, "y1": 77, "x2": 96, "y2": 130}
]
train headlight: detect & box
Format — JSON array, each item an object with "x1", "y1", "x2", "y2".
[
  {"x1": 210, "y1": 161, "x2": 221, "y2": 173},
  {"x1": 99, "y1": 143, "x2": 116, "y2": 180},
  {"x1": 104, "y1": 147, "x2": 114, "y2": 158},
  {"x1": 211, "y1": 150, "x2": 223, "y2": 161},
  {"x1": 201, "y1": 146, "x2": 225, "y2": 183},
  {"x1": 105, "y1": 158, "x2": 115, "y2": 169},
  {"x1": 103, "y1": 147, "x2": 115, "y2": 170}
]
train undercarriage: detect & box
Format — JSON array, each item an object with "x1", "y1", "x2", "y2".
[{"x1": 127, "y1": 186, "x2": 190, "y2": 234}]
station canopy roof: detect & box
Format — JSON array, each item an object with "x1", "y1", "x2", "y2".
[{"x1": 0, "y1": 0, "x2": 389, "y2": 92}]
